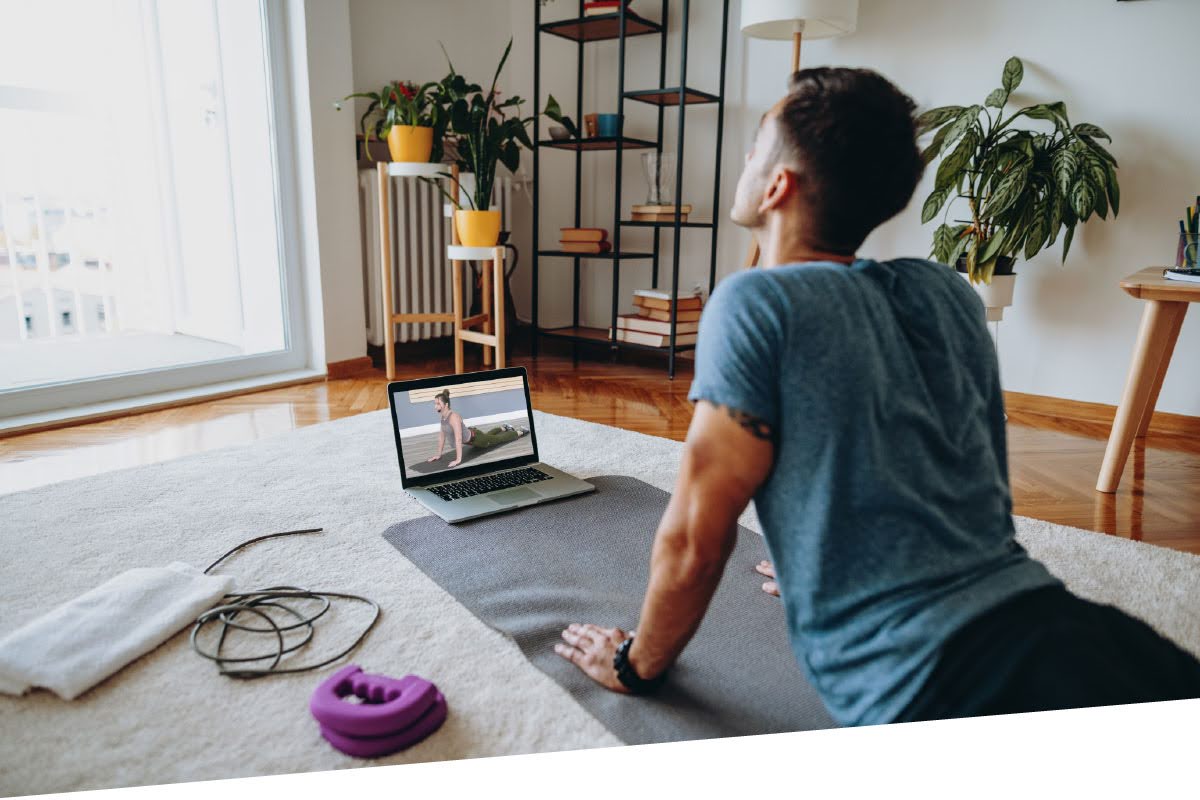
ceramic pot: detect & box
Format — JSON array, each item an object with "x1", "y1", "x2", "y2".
[
  {"x1": 455, "y1": 210, "x2": 502, "y2": 247},
  {"x1": 387, "y1": 125, "x2": 434, "y2": 163},
  {"x1": 955, "y1": 255, "x2": 1016, "y2": 321}
]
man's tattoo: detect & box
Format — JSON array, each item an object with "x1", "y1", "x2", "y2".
[{"x1": 711, "y1": 402, "x2": 775, "y2": 441}]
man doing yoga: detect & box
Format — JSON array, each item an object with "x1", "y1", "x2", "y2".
[
  {"x1": 554, "y1": 67, "x2": 1200, "y2": 723},
  {"x1": 427, "y1": 389, "x2": 526, "y2": 469}
]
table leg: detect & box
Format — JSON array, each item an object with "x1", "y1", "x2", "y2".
[
  {"x1": 1096, "y1": 300, "x2": 1188, "y2": 492},
  {"x1": 378, "y1": 163, "x2": 395, "y2": 381},
  {"x1": 1135, "y1": 304, "x2": 1188, "y2": 437},
  {"x1": 493, "y1": 247, "x2": 506, "y2": 369},
  {"x1": 481, "y1": 258, "x2": 493, "y2": 368}
]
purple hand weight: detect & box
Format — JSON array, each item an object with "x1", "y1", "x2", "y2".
[{"x1": 310, "y1": 665, "x2": 447, "y2": 758}]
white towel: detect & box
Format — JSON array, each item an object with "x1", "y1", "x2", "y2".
[{"x1": 0, "y1": 562, "x2": 234, "y2": 700}]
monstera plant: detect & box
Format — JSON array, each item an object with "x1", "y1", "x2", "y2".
[{"x1": 918, "y1": 57, "x2": 1121, "y2": 285}]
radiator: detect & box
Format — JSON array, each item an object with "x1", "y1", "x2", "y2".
[{"x1": 359, "y1": 171, "x2": 513, "y2": 346}]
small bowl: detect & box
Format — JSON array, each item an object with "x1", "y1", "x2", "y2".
[{"x1": 549, "y1": 125, "x2": 570, "y2": 140}]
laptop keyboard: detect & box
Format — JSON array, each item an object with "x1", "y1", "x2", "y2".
[{"x1": 427, "y1": 467, "x2": 552, "y2": 503}]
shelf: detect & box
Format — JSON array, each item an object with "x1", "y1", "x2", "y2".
[
  {"x1": 538, "y1": 249, "x2": 654, "y2": 260},
  {"x1": 541, "y1": 326, "x2": 697, "y2": 352},
  {"x1": 538, "y1": 136, "x2": 658, "y2": 151},
  {"x1": 623, "y1": 86, "x2": 720, "y2": 106},
  {"x1": 539, "y1": 12, "x2": 662, "y2": 42},
  {"x1": 621, "y1": 219, "x2": 714, "y2": 229}
]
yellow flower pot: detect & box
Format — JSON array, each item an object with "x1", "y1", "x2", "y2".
[
  {"x1": 455, "y1": 210, "x2": 502, "y2": 247},
  {"x1": 387, "y1": 124, "x2": 434, "y2": 163}
]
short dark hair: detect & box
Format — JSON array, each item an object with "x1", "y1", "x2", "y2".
[
  {"x1": 771, "y1": 67, "x2": 923, "y2": 253},
  {"x1": 435, "y1": 389, "x2": 451, "y2": 407}
]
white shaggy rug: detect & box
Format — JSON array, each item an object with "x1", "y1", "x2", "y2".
[{"x1": 2, "y1": 409, "x2": 1200, "y2": 796}]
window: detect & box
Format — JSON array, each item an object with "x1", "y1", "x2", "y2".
[{"x1": 0, "y1": 0, "x2": 310, "y2": 417}]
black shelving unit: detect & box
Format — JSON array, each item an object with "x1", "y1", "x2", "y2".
[{"x1": 531, "y1": 0, "x2": 731, "y2": 378}]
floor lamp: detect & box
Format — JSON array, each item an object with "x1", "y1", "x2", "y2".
[{"x1": 740, "y1": 0, "x2": 858, "y2": 267}]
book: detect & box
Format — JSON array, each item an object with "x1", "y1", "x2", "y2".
[
  {"x1": 634, "y1": 295, "x2": 704, "y2": 312},
  {"x1": 558, "y1": 240, "x2": 612, "y2": 254},
  {"x1": 631, "y1": 204, "x2": 693, "y2": 214},
  {"x1": 631, "y1": 212, "x2": 690, "y2": 222},
  {"x1": 640, "y1": 307, "x2": 701, "y2": 323},
  {"x1": 617, "y1": 314, "x2": 700, "y2": 336},
  {"x1": 633, "y1": 288, "x2": 703, "y2": 302},
  {"x1": 1163, "y1": 268, "x2": 1200, "y2": 284},
  {"x1": 559, "y1": 227, "x2": 608, "y2": 243},
  {"x1": 607, "y1": 328, "x2": 698, "y2": 347}
]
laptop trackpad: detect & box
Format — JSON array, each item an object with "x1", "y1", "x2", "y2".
[{"x1": 489, "y1": 488, "x2": 540, "y2": 506}]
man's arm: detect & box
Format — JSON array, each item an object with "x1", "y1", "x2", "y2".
[
  {"x1": 428, "y1": 430, "x2": 446, "y2": 462},
  {"x1": 450, "y1": 414, "x2": 463, "y2": 467},
  {"x1": 555, "y1": 400, "x2": 775, "y2": 690}
]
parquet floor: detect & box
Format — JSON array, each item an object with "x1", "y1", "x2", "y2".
[{"x1": 2, "y1": 347, "x2": 1198, "y2": 553}]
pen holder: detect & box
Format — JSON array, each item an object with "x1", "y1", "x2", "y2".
[{"x1": 1177, "y1": 233, "x2": 1199, "y2": 268}]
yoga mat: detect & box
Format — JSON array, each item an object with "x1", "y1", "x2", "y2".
[{"x1": 382, "y1": 475, "x2": 835, "y2": 745}]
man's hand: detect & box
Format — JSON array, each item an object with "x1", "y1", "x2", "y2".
[
  {"x1": 756, "y1": 560, "x2": 780, "y2": 597},
  {"x1": 447, "y1": 458, "x2": 461, "y2": 468},
  {"x1": 426, "y1": 455, "x2": 441, "y2": 463},
  {"x1": 554, "y1": 623, "x2": 631, "y2": 693}
]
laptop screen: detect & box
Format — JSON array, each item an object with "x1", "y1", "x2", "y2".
[{"x1": 388, "y1": 368, "x2": 539, "y2": 488}]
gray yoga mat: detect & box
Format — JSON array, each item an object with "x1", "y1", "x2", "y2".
[{"x1": 382, "y1": 475, "x2": 835, "y2": 744}]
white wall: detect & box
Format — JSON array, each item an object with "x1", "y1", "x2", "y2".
[
  {"x1": 339, "y1": 0, "x2": 1200, "y2": 416},
  {"x1": 290, "y1": 0, "x2": 365, "y2": 366}
]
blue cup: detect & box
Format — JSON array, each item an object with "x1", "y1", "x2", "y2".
[{"x1": 597, "y1": 113, "x2": 620, "y2": 138}]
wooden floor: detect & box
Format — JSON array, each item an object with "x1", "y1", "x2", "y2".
[{"x1": 2, "y1": 347, "x2": 1198, "y2": 553}]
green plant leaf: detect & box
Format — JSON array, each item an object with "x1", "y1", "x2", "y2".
[
  {"x1": 982, "y1": 160, "x2": 1029, "y2": 217},
  {"x1": 1023, "y1": 204, "x2": 1049, "y2": 259},
  {"x1": 915, "y1": 105, "x2": 964, "y2": 135},
  {"x1": 966, "y1": 235, "x2": 978, "y2": 280},
  {"x1": 1105, "y1": 161, "x2": 1120, "y2": 216},
  {"x1": 1070, "y1": 179, "x2": 1096, "y2": 219},
  {"x1": 935, "y1": 127, "x2": 977, "y2": 192},
  {"x1": 939, "y1": 106, "x2": 981, "y2": 154},
  {"x1": 1002, "y1": 57, "x2": 1024, "y2": 92},
  {"x1": 1046, "y1": 195, "x2": 1063, "y2": 246},
  {"x1": 920, "y1": 124, "x2": 952, "y2": 165},
  {"x1": 1061, "y1": 223, "x2": 1075, "y2": 261},
  {"x1": 1073, "y1": 122, "x2": 1111, "y2": 141},
  {"x1": 950, "y1": 227, "x2": 973, "y2": 265},
  {"x1": 980, "y1": 232, "x2": 1006, "y2": 264},
  {"x1": 932, "y1": 223, "x2": 954, "y2": 262},
  {"x1": 922, "y1": 186, "x2": 952, "y2": 224},
  {"x1": 985, "y1": 87, "x2": 1008, "y2": 109},
  {"x1": 1051, "y1": 147, "x2": 1078, "y2": 195}
]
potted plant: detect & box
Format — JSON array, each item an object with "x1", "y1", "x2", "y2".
[
  {"x1": 341, "y1": 80, "x2": 446, "y2": 163},
  {"x1": 435, "y1": 40, "x2": 537, "y2": 247},
  {"x1": 918, "y1": 56, "x2": 1120, "y2": 320},
  {"x1": 542, "y1": 94, "x2": 579, "y2": 140}
]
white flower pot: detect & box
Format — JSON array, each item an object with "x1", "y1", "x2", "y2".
[{"x1": 961, "y1": 272, "x2": 1016, "y2": 322}]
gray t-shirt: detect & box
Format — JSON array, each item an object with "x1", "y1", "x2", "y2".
[
  {"x1": 440, "y1": 413, "x2": 472, "y2": 444},
  {"x1": 687, "y1": 258, "x2": 1058, "y2": 726}
]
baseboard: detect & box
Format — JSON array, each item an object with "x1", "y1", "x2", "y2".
[
  {"x1": 0, "y1": 369, "x2": 325, "y2": 438},
  {"x1": 325, "y1": 356, "x2": 375, "y2": 379},
  {"x1": 1003, "y1": 391, "x2": 1200, "y2": 439}
]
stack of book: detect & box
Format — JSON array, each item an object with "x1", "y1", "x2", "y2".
[
  {"x1": 631, "y1": 203, "x2": 691, "y2": 223},
  {"x1": 607, "y1": 289, "x2": 705, "y2": 347},
  {"x1": 559, "y1": 227, "x2": 612, "y2": 255},
  {"x1": 583, "y1": 0, "x2": 632, "y2": 16}
]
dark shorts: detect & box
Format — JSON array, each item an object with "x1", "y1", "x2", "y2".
[{"x1": 895, "y1": 584, "x2": 1200, "y2": 722}]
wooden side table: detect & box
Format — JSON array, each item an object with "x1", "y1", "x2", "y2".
[{"x1": 1096, "y1": 267, "x2": 1199, "y2": 492}]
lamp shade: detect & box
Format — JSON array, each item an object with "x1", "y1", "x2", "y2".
[{"x1": 740, "y1": 0, "x2": 858, "y2": 40}]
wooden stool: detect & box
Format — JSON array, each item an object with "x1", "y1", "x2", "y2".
[
  {"x1": 376, "y1": 161, "x2": 454, "y2": 381},
  {"x1": 447, "y1": 244, "x2": 507, "y2": 372},
  {"x1": 1096, "y1": 267, "x2": 1199, "y2": 492}
]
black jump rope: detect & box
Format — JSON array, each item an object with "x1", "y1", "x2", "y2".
[{"x1": 189, "y1": 528, "x2": 380, "y2": 678}]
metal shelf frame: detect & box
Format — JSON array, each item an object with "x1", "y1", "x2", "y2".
[{"x1": 531, "y1": 0, "x2": 730, "y2": 378}]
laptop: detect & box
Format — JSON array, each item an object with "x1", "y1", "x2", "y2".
[{"x1": 387, "y1": 366, "x2": 595, "y2": 523}]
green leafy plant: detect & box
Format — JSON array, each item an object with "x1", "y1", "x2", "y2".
[
  {"x1": 541, "y1": 94, "x2": 579, "y2": 139},
  {"x1": 918, "y1": 56, "x2": 1120, "y2": 284},
  {"x1": 340, "y1": 80, "x2": 448, "y2": 162},
  {"x1": 435, "y1": 39, "x2": 535, "y2": 211}
]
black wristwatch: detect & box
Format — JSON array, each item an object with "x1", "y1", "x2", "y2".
[{"x1": 613, "y1": 636, "x2": 667, "y2": 694}]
